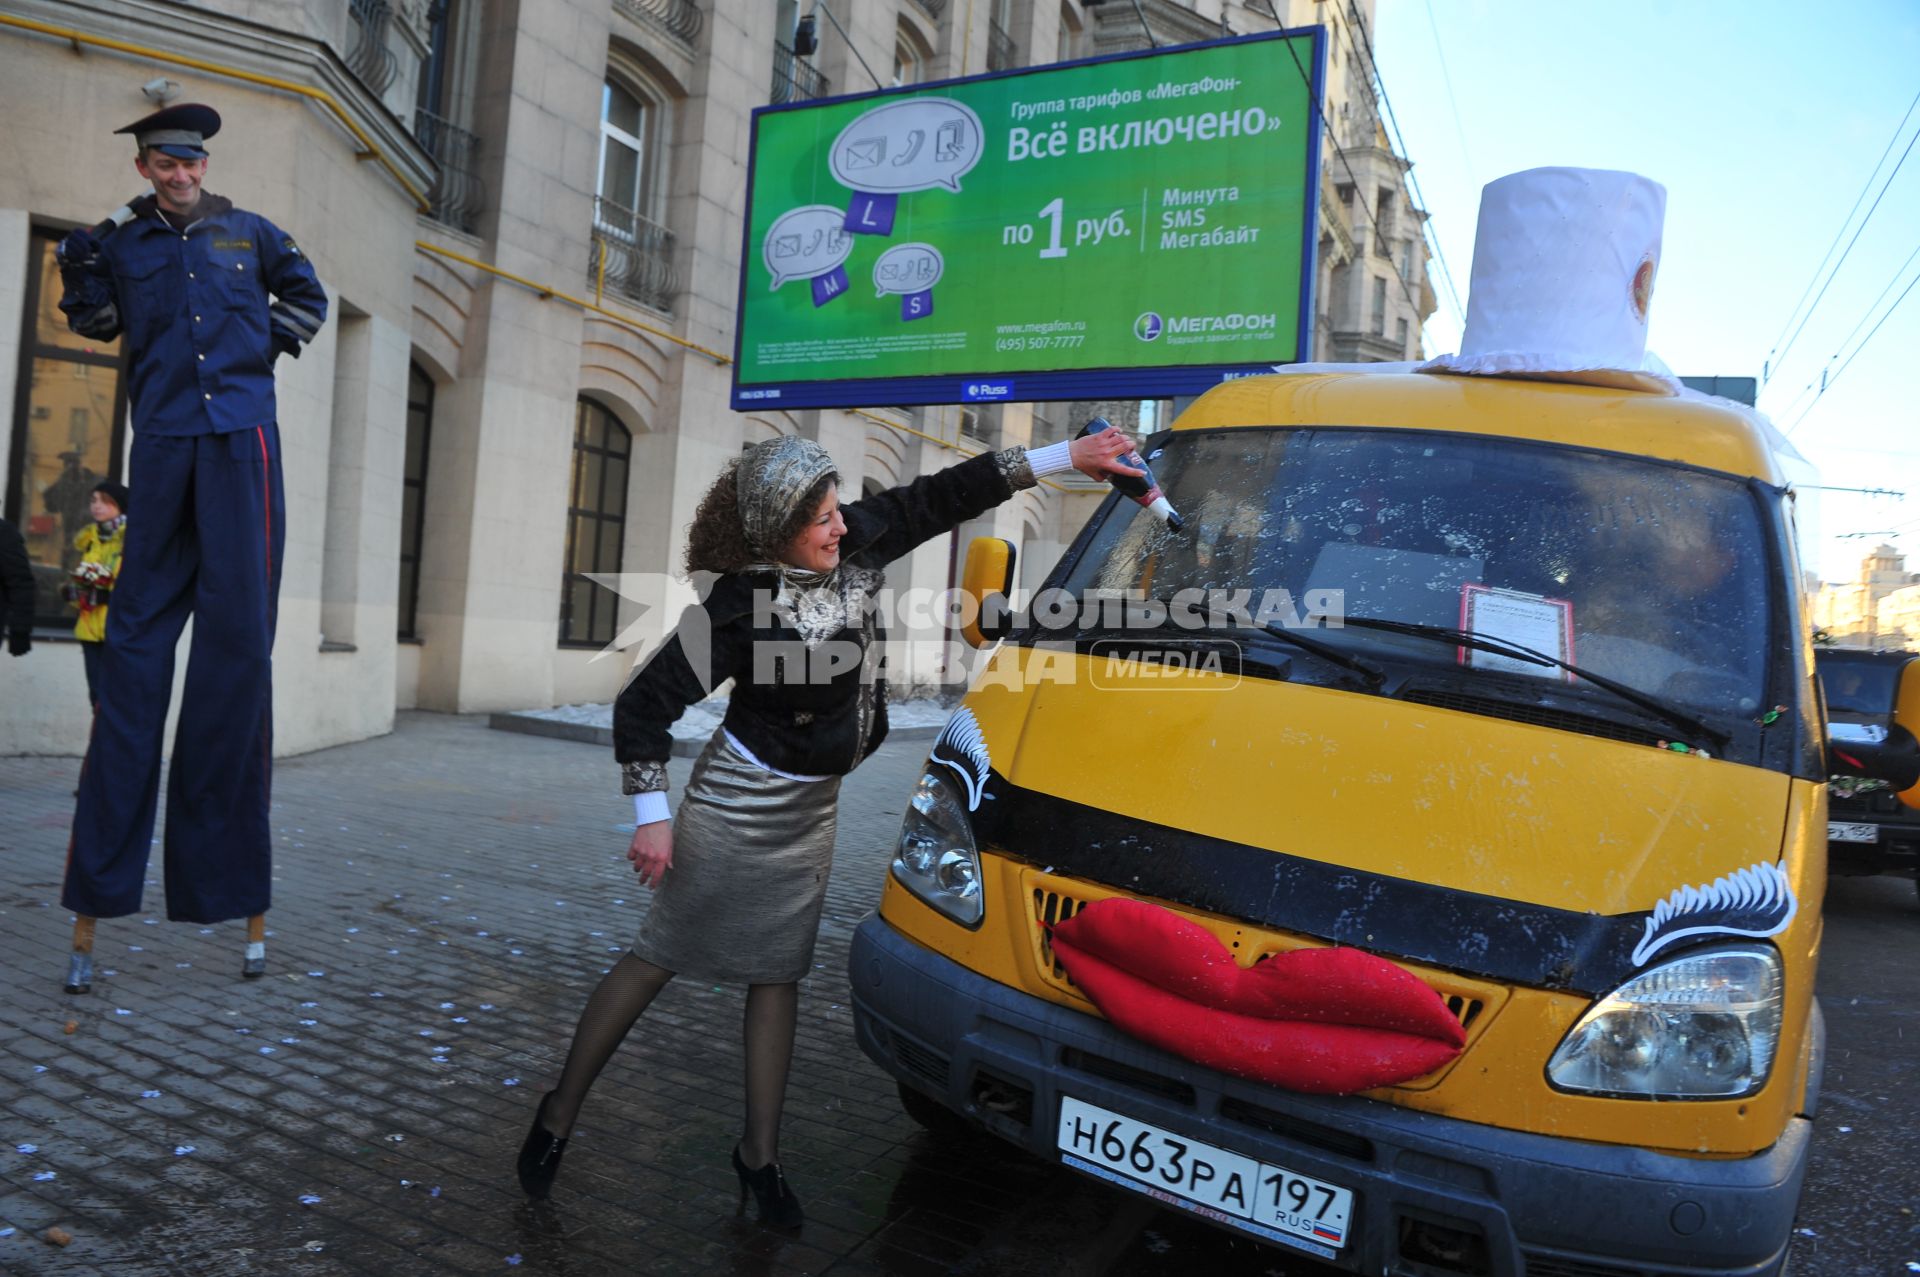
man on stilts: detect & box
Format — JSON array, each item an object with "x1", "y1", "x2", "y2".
[{"x1": 56, "y1": 102, "x2": 328, "y2": 993}]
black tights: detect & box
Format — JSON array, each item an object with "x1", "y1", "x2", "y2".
[{"x1": 539, "y1": 953, "x2": 799, "y2": 1169}]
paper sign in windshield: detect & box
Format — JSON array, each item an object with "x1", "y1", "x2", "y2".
[{"x1": 1460, "y1": 585, "x2": 1573, "y2": 680}]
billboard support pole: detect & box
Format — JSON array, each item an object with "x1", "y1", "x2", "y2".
[
  {"x1": 808, "y1": 1, "x2": 885, "y2": 92},
  {"x1": 1127, "y1": 0, "x2": 1158, "y2": 47}
]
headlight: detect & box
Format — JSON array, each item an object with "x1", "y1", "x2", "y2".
[
  {"x1": 1546, "y1": 946, "x2": 1782, "y2": 1098},
  {"x1": 892, "y1": 768, "x2": 983, "y2": 926}
]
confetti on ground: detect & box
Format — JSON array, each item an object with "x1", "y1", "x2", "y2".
[
  {"x1": 299, "y1": 1019, "x2": 318, "y2": 1027},
  {"x1": 114, "y1": 1008, "x2": 131, "y2": 1016},
  {"x1": 141, "y1": 1090, "x2": 162, "y2": 1099},
  {"x1": 480, "y1": 1004, "x2": 495, "y2": 1011},
  {"x1": 33, "y1": 1171, "x2": 56, "y2": 1181},
  {"x1": 129, "y1": 945, "x2": 144, "y2": 952},
  {"x1": 304, "y1": 1240, "x2": 325, "y2": 1251},
  {"x1": 281, "y1": 1038, "x2": 301, "y2": 1045},
  {"x1": 388, "y1": 1134, "x2": 405, "y2": 1143},
  {"x1": 452, "y1": 1017, "x2": 469, "y2": 1024},
  {"x1": 33, "y1": 1066, "x2": 47, "y2": 1074},
  {"x1": 430, "y1": 1186, "x2": 441, "y2": 1198},
  {"x1": 503, "y1": 1078, "x2": 521, "y2": 1087},
  {"x1": 1796, "y1": 1228, "x2": 1817, "y2": 1237},
  {"x1": 300, "y1": 1001, "x2": 319, "y2": 1008},
  {"x1": 174, "y1": 1146, "x2": 196, "y2": 1157},
  {"x1": 1838, "y1": 1125, "x2": 1852, "y2": 1133},
  {"x1": 0, "y1": 1226, "x2": 13, "y2": 1237},
  {"x1": 16, "y1": 1143, "x2": 37, "y2": 1154},
  {"x1": 306, "y1": 971, "x2": 326, "y2": 978},
  {"x1": 439, "y1": 1002, "x2": 455, "y2": 1010},
  {"x1": 507, "y1": 1256, "x2": 523, "y2": 1266},
  {"x1": 300, "y1": 1194, "x2": 323, "y2": 1206},
  {"x1": 62, "y1": 1021, "x2": 77, "y2": 1035}
]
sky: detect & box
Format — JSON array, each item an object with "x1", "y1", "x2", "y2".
[{"x1": 1368, "y1": 0, "x2": 1920, "y2": 583}]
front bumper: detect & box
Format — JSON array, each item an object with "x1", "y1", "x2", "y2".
[{"x1": 851, "y1": 913, "x2": 1811, "y2": 1277}]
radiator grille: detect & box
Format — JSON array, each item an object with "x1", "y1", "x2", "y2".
[
  {"x1": 1025, "y1": 870, "x2": 1499, "y2": 1054},
  {"x1": 1523, "y1": 1255, "x2": 1648, "y2": 1277},
  {"x1": 889, "y1": 1030, "x2": 951, "y2": 1088}
]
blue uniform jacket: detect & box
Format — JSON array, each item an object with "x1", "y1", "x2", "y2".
[{"x1": 59, "y1": 193, "x2": 328, "y2": 437}]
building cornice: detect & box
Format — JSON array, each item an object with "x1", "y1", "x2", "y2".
[{"x1": 3, "y1": 0, "x2": 434, "y2": 203}]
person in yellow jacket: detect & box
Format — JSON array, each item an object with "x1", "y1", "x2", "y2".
[{"x1": 69, "y1": 480, "x2": 128, "y2": 707}]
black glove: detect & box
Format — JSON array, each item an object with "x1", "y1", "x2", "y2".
[
  {"x1": 8, "y1": 629, "x2": 30, "y2": 657},
  {"x1": 56, "y1": 227, "x2": 102, "y2": 269}
]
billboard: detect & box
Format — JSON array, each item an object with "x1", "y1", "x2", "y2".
[{"x1": 732, "y1": 28, "x2": 1324, "y2": 410}]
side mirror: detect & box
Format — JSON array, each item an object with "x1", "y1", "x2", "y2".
[
  {"x1": 1826, "y1": 652, "x2": 1920, "y2": 801},
  {"x1": 1899, "y1": 659, "x2": 1920, "y2": 810},
  {"x1": 959, "y1": 536, "x2": 1016, "y2": 649}
]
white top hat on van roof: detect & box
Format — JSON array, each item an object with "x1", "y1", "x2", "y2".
[{"x1": 1420, "y1": 167, "x2": 1677, "y2": 393}]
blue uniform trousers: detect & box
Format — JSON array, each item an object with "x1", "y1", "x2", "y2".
[{"x1": 65, "y1": 425, "x2": 285, "y2": 923}]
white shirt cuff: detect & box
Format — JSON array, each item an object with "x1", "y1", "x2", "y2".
[
  {"x1": 1025, "y1": 439, "x2": 1074, "y2": 477},
  {"x1": 633, "y1": 790, "x2": 670, "y2": 826}
]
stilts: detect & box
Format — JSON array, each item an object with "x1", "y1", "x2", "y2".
[
  {"x1": 65, "y1": 916, "x2": 97, "y2": 994},
  {"x1": 242, "y1": 914, "x2": 266, "y2": 978}
]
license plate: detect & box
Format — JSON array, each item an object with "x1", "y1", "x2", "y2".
[
  {"x1": 1829, "y1": 821, "x2": 1880, "y2": 843},
  {"x1": 1058, "y1": 1096, "x2": 1353, "y2": 1255}
]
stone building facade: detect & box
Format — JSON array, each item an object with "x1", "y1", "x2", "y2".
[
  {"x1": 1812, "y1": 543, "x2": 1920, "y2": 650},
  {"x1": 0, "y1": 0, "x2": 1434, "y2": 757}
]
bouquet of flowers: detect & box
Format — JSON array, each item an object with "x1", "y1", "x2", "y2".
[{"x1": 65, "y1": 560, "x2": 115, "y2": 612}]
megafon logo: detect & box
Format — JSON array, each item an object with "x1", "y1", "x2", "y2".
[
  {"x1": 1166, "y1": 312, "x2": 1279, "y2": 334},
  {"x1": 1133, "y1": 311, "x2": 1164, "y2": 342}
]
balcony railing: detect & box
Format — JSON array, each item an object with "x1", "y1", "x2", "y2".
[
  {"x1": 771, "y1": 41, "x2": 828, "y2": 104},
  {"x1": 590, "y1": 197, "x2": 677, "y2": 313},
  {"x1": 347, "y1": 0, "x2": 397, "y2": 96},
  {"x1": 986, "y1": 17, "x2": 1015, "y2": 71},
  {"x1": 611, "y1": 0, "x2": 703, "y2": 50},
  {"x1": 412, "y1": 109, "x2": 485, "y2": 234}
]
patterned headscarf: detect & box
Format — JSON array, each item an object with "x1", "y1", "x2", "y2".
[{"x1": 736, "y1": 436, "x2": 840, "y2": 559}]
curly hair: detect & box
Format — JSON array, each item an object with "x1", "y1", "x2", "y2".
[{"x1": 683, "y1": 460, "x2": 841, "y2": 576}]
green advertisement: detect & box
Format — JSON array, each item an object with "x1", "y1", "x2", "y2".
[{"x1": 731, "y1": 29, "x2": 1323, "y2": 409}]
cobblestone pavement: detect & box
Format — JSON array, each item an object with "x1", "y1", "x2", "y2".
[{"x1": 1, "y1": 713, "x2": 1912, "y2": 1275}]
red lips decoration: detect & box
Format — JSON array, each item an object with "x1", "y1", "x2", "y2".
[{"x1": 1048, "y1": 898, "x2": 1467, "y2": 1095}]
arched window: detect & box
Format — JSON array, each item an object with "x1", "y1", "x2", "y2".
[
  {"x1": 597, "y1": 77, "x2": 659, "y2": 230},
  {"x1": 559, "y1": 399, "x2": 631, "y2": 647},
  {"x1": 893, "y1": 25, "x2": 929, "y2": 86},
  {"x1": 398, "y1": 361, "x2": 434, "y2": 639},
  {"x1": 593, "y1": 69, "x2": 676, "y2": 311}
]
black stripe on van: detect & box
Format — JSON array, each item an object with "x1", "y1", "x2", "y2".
[{"x1": 974, "y1": 775, "x2": 1650, "y2": 996}]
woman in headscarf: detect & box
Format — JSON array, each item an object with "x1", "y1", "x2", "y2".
[{"x1": 516, "y1": 428, "x2": 1140, "y2": 1225}]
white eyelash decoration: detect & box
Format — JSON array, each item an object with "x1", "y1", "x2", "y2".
[
  {"x1": 1631, "y1": 861, "x2": 1797, "y2": 967},
  {"x1": 930, "y1": 706, "x2": 993, "y2": 811}
]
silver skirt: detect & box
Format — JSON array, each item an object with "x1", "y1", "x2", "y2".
[{"x1": 631, "y1": 731, "x2": 842, "y2": 983}]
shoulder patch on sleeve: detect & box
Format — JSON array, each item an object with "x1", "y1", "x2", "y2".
[{"x1": 283, "y1": 238, "x2": 301, "y2": 256}]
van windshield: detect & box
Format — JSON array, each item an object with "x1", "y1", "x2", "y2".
[{"x1": 1055, "y1": 426, "x2": 1775, "y2": 718}]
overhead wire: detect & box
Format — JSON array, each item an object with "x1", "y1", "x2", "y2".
[
  {"x1": 1782, "y1": 267, "x2": 1920, "y2": 437},
  {"x1": 1342, "y1": 0, "x2": 1467, "y2": 333},
  {"x1": 1260, "y1": 0, "x2": 1429, "y2": 329},
  {"x1": 1761, "y1": 85, "x2": 1920, "y2": 387},
  {"x1": 1763, "y1": 96, "x2": 1920, "y2": 396}
]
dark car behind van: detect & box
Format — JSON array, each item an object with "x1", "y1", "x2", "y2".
[{"x1": 1818, "y1": 647, "x2": 1920, "y2": 899}]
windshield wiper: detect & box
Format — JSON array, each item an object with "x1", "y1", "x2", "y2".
[
  {"x1": 1335, "y1": 617, "x2": 1729, "y2": 749},
  {"x1": 1152, "y1": 599, "x2": 1382, "y2": 687}
]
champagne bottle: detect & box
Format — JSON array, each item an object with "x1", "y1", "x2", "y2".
[{"x1": 1076, "y1": 418, "x2": 1184, "y2": 530}]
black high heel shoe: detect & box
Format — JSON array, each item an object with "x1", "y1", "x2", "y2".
[
  {"x1": 732, "y1": 1143, "x2": 803, "y2": 1230},
  {"x1": 516, "y1": 1094, "x2": 569, "y2": 1199}
]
